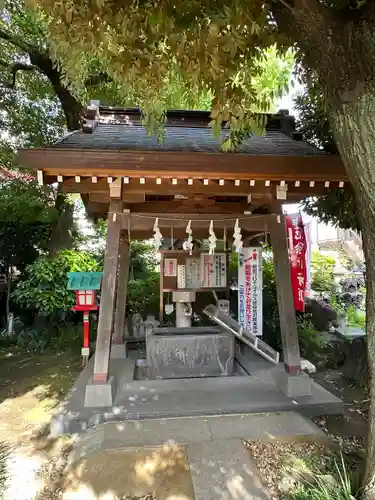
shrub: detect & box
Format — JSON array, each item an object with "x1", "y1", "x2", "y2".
[
  {"x1": 346, "y1": 305, "x2": 365, "y2": 329},
  {"x1": 13, "y1": 322, "x2": 90, "y2": 353},
  {"x1": 12, "y1": 250, "x2": 99, "y2": 321},
  {"x1": 311, "y1": 251, "x2": 336, "y2": 294},
  {"x1": 296, "y1": 315, "x2": 326, "y2": 362},
  {"x1": 285, "y1": 454, "x2": 359, "y2": 500},
  {"x1": 127, "y1": 274, "x2": 160, "y2": 319}
]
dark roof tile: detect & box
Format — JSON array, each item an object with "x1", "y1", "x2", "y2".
[{"x1": 54, "y1": 123, "x2": 325, "y2": 156}]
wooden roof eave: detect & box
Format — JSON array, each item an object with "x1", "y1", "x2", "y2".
[{"x1": 18, "y1": 147, "x2": 348, "y2": 183}]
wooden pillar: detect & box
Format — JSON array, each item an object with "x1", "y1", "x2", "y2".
[
  {"x1": 269, "y1": 214, "x2": 302, "y2": 374},
  {"x1": 112, "y1": 232, "x2": 130, "y2": 344},
  {"x1": 92, "y1": 198, "x2": 123, "y2": 383}
]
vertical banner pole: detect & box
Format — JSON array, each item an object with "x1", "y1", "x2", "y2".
[{"x1": 82, "y1": 311, "x2": 90, "y2": 365}]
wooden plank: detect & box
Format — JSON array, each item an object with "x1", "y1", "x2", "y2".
[
  {"x1": 60, "y1": 177, "x2": 342, "y2": 199},
  {"x1": 269, "y1": 215, "x2": 301, "y2": 374},
  {"x1": 113, "y1": 233, "x2": 130, "y2": 345},
  {"x1": 92, "y1": 199, "x2": 123, "y2": 383},
  {"x1": 89, "y1": 192, "x2": 145, "y2": 203},
  {"x1": 19, "y1": 148, "x2": 347, "y2": 182}
]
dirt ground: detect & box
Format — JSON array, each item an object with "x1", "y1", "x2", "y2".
[
  {"x1": 0, "y1": 348, "x2": 81, "y2": 500},
  {"x1": 312, "y1": 370, "x2": 368, "y2": 456}
]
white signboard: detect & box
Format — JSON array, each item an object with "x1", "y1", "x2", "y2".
[
  {"x1": 164, "y1": 258, "x2": 177, "y2": 277},
  {"x1": 201, "y1": 253, "x2": 227, "y2": 288},
  {"x1": 238, "y1": 247, "x2": 263, "y2": 336},
  {"x1": 185, "y1": 258, "x2": 201, "y2": 289}
]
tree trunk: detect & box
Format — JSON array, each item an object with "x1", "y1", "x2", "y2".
[
  {"x1": 330, "y1": 93, "x2": 375, "y2": 499},
  {"x1": 49, "y1": 188, "x2": 75, "y2": 257}
]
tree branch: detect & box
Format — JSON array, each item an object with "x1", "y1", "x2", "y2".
[
  {"x1": 0, "y1": 26, "x2": 33, "y2": 53},
  {"x1": 0, "y1": 60, "x2": 37, "y2": 88}
]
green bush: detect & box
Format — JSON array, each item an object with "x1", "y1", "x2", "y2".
[
  {"x1": 127, "y1": 274, "x2": 160, "y2": 319},
  {"x1": 311, "y1": 251, "x2": 336, "y2": 294},
  {"x1": 11, "y1": 322, "x2": 89, "y2": 353},
  {"x1": 296, "y1": 315, "x2": 325, "y2": 361},
  {"x1": 285, "y1": 454, "x2": 359, "y2": 500},
  {"x1": 12, "y1": 250, "x2": 99, "y2": 320},
  {"x1": 346, "y1": 305, "x2": 365, "y2": 329}
]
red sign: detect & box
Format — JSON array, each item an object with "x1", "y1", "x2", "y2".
[{"x1": 286, "y1": 214, "x2": 307, "y2": 312}]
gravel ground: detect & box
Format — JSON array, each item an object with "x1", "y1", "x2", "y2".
[{"x1": 245, "y1": 440, "x2": 331, "y2": 498}]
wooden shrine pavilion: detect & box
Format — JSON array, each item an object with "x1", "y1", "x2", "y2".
[{"x1": 19, "y1": 104, "x2": 347, "y2": 408}]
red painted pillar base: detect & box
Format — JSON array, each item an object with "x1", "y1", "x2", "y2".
[
  {"x1": 284, "y1": 363, "x2": 301, "y2": 375},
  {"x1": 81, "y1": 311, "x2": 90, "y2": 360}
]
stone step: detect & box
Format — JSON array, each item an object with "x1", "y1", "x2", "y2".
[{"x1": 187, "y1": 439, "x2": 272, "y2": 500}]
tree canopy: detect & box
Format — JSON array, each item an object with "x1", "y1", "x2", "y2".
[
  {"x1": 27, "y1": 1, "x2": 375, "y2": 136},
  {"x1": 20, "y1": 0, "x2": 299, "y2": 141}
]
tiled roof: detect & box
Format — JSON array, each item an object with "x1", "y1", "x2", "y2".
[{"x1": 54, "y1": 123, "x2": 325, "y2": 156}]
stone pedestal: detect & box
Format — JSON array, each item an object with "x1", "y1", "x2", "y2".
[
  {"x1": 110, "y1": 343, "x2": 127, "y2": 359},
  {"x1": 84, "y1": 376, "x2": 116, "y2": 407},
  {"x1": 147, "y1": 328, "x2": 234, "y2": 379},
  {"x1": 274, "y1": 369, "x2": 312, "y2": 398}
]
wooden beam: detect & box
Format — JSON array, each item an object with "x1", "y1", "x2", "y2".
[
  {"x1": 60, "y1": 176, "x2": 339, "y2": 199},
  {"x1": 269, "y1": 215, "x2": 301, "y2": 374},
  {"x1": 113, "y1": 232, "x2": 130, "y2": 345},
  {"x1": 89, "y1": 192, "x2": 145, "y2": 203},
  {"x1": 130, "y1": 200, "x2": 249, "y2": 214},
  {"x1": 20, "y1": 148, "x2": 347, "y2": 182},
  {"x1": 92, "y1": 199, "x2": 123, "y2": 383}
]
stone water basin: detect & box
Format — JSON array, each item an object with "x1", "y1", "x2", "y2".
[{"x1": 146, "y1": 326, "x2": 235, "y2": 379}]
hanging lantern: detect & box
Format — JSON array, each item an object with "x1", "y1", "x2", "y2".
[
  {"x1": 183, "y1": 220, "x2": 194, "y2": 255},
  {"x1": 208, "y1": 220, "x2": 217, "y2": 255},
  {"x1": 233, "y1": 218, "x2": 243, "y2": 253},
  {"x1": 153, "y1": 217, "x2": 163, "y2": 251}
]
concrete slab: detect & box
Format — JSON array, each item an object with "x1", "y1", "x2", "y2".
[
  {"x1": 103, "y1": 417, "x2": 212, "y2": 449},
  {"x1": 206, "y1": 413, "x2": 324, "y2": 441},
  {"x1": 64, "y1": 445, "x2": 195, "y2": 500},
  {"x1": 187, "y1": 439, "x2": 271, "y2": 500},
  {"x1": 68, "y1": 412, "x2": 324, "y2": 462}
]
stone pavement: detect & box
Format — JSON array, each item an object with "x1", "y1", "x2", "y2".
[
  {"x1": 65, "y1": 412, "x2": 325, "y2": 500},
  {"x1": 53, "y1": 360, "x2": 343, "y2": 435}
]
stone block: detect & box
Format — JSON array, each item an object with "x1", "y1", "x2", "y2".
[
  {"x1": 147, "y1": 329, "x2": 234, "y2": 379},
  {"x1": 301, "y1": 358, "x2": 316, "y2": 374},
  {"x1": 275, "y1": 369, "x2": 312, "y2": 398},
  {"x1": 110, "y1": 343, "x2": 127, "y2": 359},
  {"x1": 84, "y1": 376, "x2": 115, "y2": 407}
]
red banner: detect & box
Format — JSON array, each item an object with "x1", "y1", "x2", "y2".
[{"x1": 285, "y1": 214, "x2": 307, "y2": 312}]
